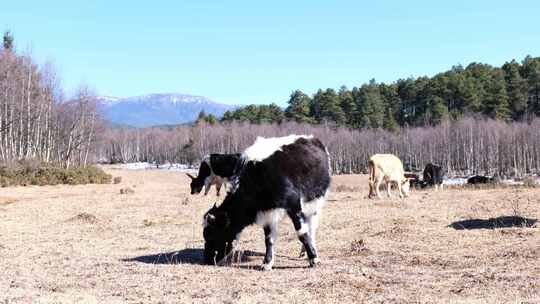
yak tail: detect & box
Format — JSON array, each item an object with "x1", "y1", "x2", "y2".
[
  {"x1": 368, "y1": 160, "x2": 377, "y2": 182},
  {"x1": 368, "y1": 160, "x2": 377, "y2": 198}
]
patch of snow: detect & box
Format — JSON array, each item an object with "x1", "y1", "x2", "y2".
[
  {"x1": 443, "y1": 177, "x2": 467, "y2": 186},
  {"x1": 500, "y1": 179, "x2": 524, "y2": 186},
  {"x1": 97, "y1": 96, "x2": 123, "y2": 105},
  {"x1": 109, "y1": 162, "x2": 198, "y2": 173},
  {"x1": 443, "y1": 176, "x2": 538, "y2": 186}
]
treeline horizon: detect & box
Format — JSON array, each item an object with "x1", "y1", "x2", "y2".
[
  {"x1": 99, "y1": 117, "x2": 540, "y2": 178},
  {"x1": 219, "y1": 55, "x2": 540, "y2": 130}
]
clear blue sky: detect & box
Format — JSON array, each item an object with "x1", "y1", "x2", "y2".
[{"x1": 2, "y1": 1, "x2": 539, "y2": 106}]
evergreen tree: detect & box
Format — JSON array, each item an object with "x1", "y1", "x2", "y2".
[
  {"x1": 502, "y1": 60, "x2": 528, "y2": 119},
  {"x1": 196, "y1": 110, "x2": 207, "y2": 124},
  {"x1": 268, "y1": 103, "x2": 285, "y2": 123},
  {"x1": 255, "y1": 105, "x2": 270, "y2": 123},
  {"x1": 311, "y1": 89, "x2": 345, "y2": 124},
  {"x1": 413, "y1": 77, "x2": 433, "y2": 123},
  {"x1": 338, "y1": 85, "x2": 355, "y2": 126},
  {"x1": 379, "y1": 84, "x2": 401, "y2": 131},
  {"x1": 350, "y1": 87, "x2": 361, "y2": 126},
  {"x1": 522, "y1": 56, "x2": 540, "y2": 115},
  {"x1": 382, "y1": 106, "x2": 399, "y2": 131},
  {"x1": 240, "y1": 105, "x2": 259, "y2": 123},
  {"x1": 309, "y1": 89, "x2": 324, "y2": 122},
  {"x1": 284, "y1": 90, "x2": 312, "y2": 123},
  {"x1": 221, "y1": 111, "x2": 234, "y2": 122},
  {"x1": 426, "y1": 96, "x2": 449, "y2": 124},
  {"x1": 396, "y1": 78, "x2": 419, "y2": 126},
  {"x1": 2, "y1": 30, "x2": 13, "y2": 51},
  {"x1": 461, "y1": 79, "x2": 481, "y2": 113},
  {"x1": 353, "y1": 80, "x2": 384, "y2": 128},
  {"x1": 465, "y1": 62, "x2": 493, "y2": 114},
  {"x1": 220, "y1": 104, "x2": 283, "y2": 124},
  {"x1": 484, "y1": 70, "x2": 511, "y2": 121},
  {"x1": 205, "y1": 114, "x2": 218, "y2": 125},
  {"x1": 197, "y1": 110, "x2": 207, "y2": 120},
  {"x1": 446, "y1": 72, "x2": 467, "y2": 117}
]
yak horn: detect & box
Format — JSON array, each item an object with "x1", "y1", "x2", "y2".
[{"x1": 206, "y1": 214, "x2": 216, "y2": 222}]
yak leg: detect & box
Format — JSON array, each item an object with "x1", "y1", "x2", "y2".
[
  {"x1": 368, "y1": 179, "x2": 374, "y2": 198},
  {"x1": 203, "y1": 177, "x2": 212, "y2": 195},
  {"x1": 261, "y1": 224, "x2": 278, "y2": 271},
  {"x1": 299, "y1": 210, "x2": 321, "y2": 257},
  {"x1": 397, "y1": 181, "x2": 404, "y2": 198},
  {"x1": 288, "y1": 210, "x2": 319, "y2": 267},
  {"x1": 203, "y1": 185, "x2": 211, "y2": 195},
  {"x1": 215, "y1": 182, "x2": 222, "y2": 196},
  {"x1": 375, "y1": 178, "x2": 383, "y2": 199}
]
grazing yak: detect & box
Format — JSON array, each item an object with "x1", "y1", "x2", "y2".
[
  {"x1": 423, "y1": 163, "x2": 444, "y2": 190},
  {"x1": 467, "y1": 175, "x2": 494, "y2": 185},
  {"x1": 405, "y1": 173, "x2": 426, "y2": 189},
  {"x1": 187, "y1": 153, "x2": 242, "y2": 196},
  {"x1": 202, "y1": 135, "x2": 331, "y2": 270},
  {"x1": 368, "y1": 154, "x2": 410, "y2": 199}
]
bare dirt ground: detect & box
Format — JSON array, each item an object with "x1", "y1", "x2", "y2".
[{"x1": 1, "y1": 169, "x2": 539, "y2": 303}]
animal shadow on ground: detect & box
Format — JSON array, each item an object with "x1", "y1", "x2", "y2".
[
  {"x1": 122, "y1": 249, "x2": 263, "y2": 265},
  {"x1": 449, "y1": 216, "x2": 537, "y2": 230}
]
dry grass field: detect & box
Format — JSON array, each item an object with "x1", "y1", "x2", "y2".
[{"x1": 1, "y1": 168, "x2": 539, "y2": 303}]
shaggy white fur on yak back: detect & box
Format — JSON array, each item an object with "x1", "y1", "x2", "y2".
[{"x1": 243, "y1": 134, "x2": 313, "y2": 162}]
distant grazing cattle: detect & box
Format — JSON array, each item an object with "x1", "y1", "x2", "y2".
[
  {"x1": 467, "y1": 175, "x2": 494, "y2": 185},
  {"x1": 187, "y1": 153, "x2": 242, "y2": 196},
  {"x1": 405, "y1": 173, "x2": 426, "y2": 189},
  {"x1": 423, "y1": 163, "x2": 444, "y2": 190},
  {"x1": 202, "y1": 135, "x2": 331, "y2": 270},
  {"x1": 368, "y1": 154, "x2": 410, "y2": 199}
]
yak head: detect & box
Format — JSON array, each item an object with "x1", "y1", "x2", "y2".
[
  {"x1": 186, "y1": 173, "x2": 205, "y2": 194},
  {"x1": 187, "y1": 161, "x2": 212, "y2": 195},
  {"x1": 202, "y1": 203, "x2": 234, "y2": 265}
]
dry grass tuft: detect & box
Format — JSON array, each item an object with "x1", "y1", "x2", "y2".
[
  {"x1": 348, "y1": 239, "x2": 370, "y2": 256},
  {"x1": 142, "y1": 219, "x2": 154, "y2": 227},
  {"x1": 67, "y1": 212, "x2": 98, "y2": 224},
  {"x1": 0, "y1": 162, "x2": 112, "y2": 186},
  {"x1": 522, "y1": 176, "x2": 537, "y2": 187},
  {"x1": 119, "y1": 187, "x2": 135, "y2": 194},
  {"x1": 334, "y1": 184, "x2": 358, "y2": 192}
]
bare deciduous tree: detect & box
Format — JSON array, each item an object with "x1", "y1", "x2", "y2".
[{"x1": 96, "y1": 118, "x2": 540, "y2": 178}]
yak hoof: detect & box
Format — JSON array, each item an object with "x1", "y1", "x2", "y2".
[
  {"x1": 309, "y1": 258, "x2": 320, "y2": 268},
  {"x1": 261, "y1": 263, "x2": 273, "y2": 271}
]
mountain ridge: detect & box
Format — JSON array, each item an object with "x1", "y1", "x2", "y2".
[{"x1": 97, "y1": 93, "x2": 236, "y2": 128}]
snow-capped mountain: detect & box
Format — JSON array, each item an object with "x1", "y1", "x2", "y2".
[{"x1": 97, "y1": 93, "x2": 236, "y2": 127}]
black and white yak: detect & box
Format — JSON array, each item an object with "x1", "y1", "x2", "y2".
[
  {"x1": 202, "y1": 135, "x2": 331, "y2": 270},
  {"x1": 187, "y1": 153, "x2": 242, "y2": 196}
]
